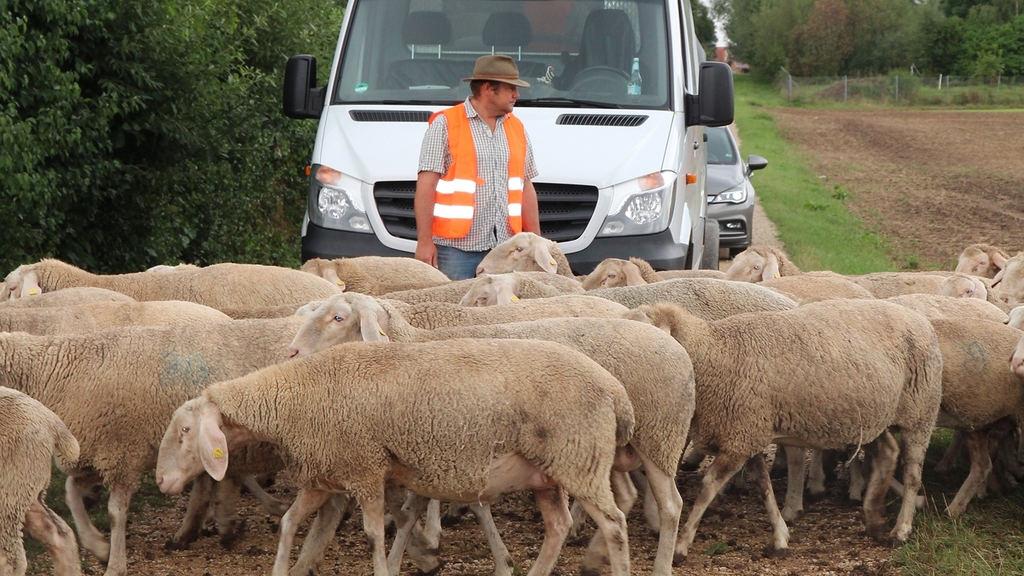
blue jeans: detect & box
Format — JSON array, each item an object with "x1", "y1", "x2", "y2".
[{"x1": 436, "y1": 245, "x2": 487, "y2": 280}]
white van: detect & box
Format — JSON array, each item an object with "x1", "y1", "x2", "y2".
[{"x1": 284, "y1": 0, "x2": 733, "y2": 273}]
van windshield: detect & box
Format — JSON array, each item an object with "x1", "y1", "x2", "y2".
[{"x1": 332, "y1": 0, "x2": 672, "y2": 109}]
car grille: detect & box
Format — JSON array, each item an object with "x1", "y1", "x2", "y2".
[{"x1": 372, "y1": 181, "x2": 599, "y2": 242}]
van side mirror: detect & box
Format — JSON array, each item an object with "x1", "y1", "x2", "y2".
[
  {"x1": 685, "y1": 61, "x2": 734, "y2": 128},
  {"x1": 283, "y1": 55, "x2": 325, "y2": 119}
]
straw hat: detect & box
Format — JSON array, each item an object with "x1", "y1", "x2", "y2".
[{"x1": 462, "y1": 55, "x2": 531, "y2": 87}]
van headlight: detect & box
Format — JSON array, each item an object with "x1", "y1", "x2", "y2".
[
  {"x1": 308, "y1": 164, "x2": 371, "y2": 232},
  {"x1": 599, "y1": 171, "x2": 674, "y2": 236},
  {"x1": 709, "y1": 184, "x2": 746, "y2": 204}
]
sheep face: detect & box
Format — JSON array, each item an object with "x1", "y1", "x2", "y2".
[
  {"x1": 956, "y1": 245, "x2": 1007, "y2": 279},
  {"x1": 993, "y1": 254, "x2": 1024, "y2": 306},
  {"x1": 581, "y1": 259, "x2": 646, "y2": 289},
  {"x1": 156, "y1": 398, "x2": 230, "y2": 495},
  {"x1": 475, "y1": 232, "x2": 558, "y2": 276},
  {"x1": 288, "y1": 293, "x2": 389, "y2": 357},
  {"x1": 723, "y1": 249, "x2": 780, "y2": 283},
  {"x1": 938, "y1": 274, "x2": 988, "y2": 300},
  {"x1": 1, "y1": 267, "x2": 41, "y2": 300},
  {"x1": 459, "y1": 275, "x2": 520, "y2": 306}
]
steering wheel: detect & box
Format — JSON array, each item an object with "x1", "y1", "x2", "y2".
[{"x1": 568, "y1": 65, "x2": 630, "y2": 94}]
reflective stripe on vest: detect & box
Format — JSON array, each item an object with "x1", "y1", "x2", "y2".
[{"x1": 428, "y1": 103, "x2": 527, "y2": 239}]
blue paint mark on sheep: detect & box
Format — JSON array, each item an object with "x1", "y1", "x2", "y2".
[{"x1": 159, "y1": 351, "x2": 212, "y2": 389}]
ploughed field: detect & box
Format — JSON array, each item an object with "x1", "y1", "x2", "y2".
[{"x1": 29, "y1": 108, "x2": 1024, "y2": 576}]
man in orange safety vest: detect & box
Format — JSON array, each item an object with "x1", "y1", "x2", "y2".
[{"x1": 414, "y1": 55, "x2": 541, "y2": 280}]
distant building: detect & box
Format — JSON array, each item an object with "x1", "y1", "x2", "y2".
[{"x1": 715, "y1": 46, "x2": 749, "y2": 74}]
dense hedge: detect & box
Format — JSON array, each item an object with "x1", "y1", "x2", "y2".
[{"x1": 1, "y1": 0, "x2": 344, "y2": 274}]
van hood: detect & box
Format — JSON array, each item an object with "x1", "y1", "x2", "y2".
[{"x1": 315, "y1": 106, "x2": 675, "y2": 187}]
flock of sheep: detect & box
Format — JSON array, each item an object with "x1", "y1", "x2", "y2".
[{"x1": 2, "y1": 233, "x2": 1024, "y2": 576}]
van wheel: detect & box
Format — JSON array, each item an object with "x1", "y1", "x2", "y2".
[{"x1": 701, "y1": 219, "x2": 720, "y2": 270}]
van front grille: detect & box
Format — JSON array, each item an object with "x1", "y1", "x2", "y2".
[
  {"x1": 350, "y1": 110, "x2": 431, "y2": 122},
  {"x1": 556, "y1": 114, "x2": 648, "y2": 127},
  {"x1": 372, "y1": 181, "x2": 599, "y2": 242}
]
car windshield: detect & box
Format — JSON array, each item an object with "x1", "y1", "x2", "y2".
[
  {"x1": 332, "y1": 0, "x2": 672, "y2": 109},
  {"x1": 706, "y1": 127, "x2": 737, "y2": 165}
]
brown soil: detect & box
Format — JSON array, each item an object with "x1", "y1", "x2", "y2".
[
  {"x1": 30, "y1": 108, "x2": 1024, "y2": 576},
  {"x1": 770, "y1": 108, "x2": 1024, "y2": 267}
]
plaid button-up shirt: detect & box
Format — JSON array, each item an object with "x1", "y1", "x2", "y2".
[{"x1": 418, "y1": 97, "x2": 539, "y2": 252}]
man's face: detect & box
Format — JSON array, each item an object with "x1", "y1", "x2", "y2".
[{"x1": 488, "y1": 82, "x2": 519, "y2": 114}]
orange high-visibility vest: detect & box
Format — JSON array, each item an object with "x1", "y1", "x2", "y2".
[{"x1": 428, "y1": 103, "x2": 527, "y2": 239}]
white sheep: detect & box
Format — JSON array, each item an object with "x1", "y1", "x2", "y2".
[
  {"x1": 0, "y1": 300, "x2": 231, "y2": 334},
  {"x1": 722, "y1": 245, "x2": 802, "y2": 282},
  {"x1": 758, "y1": 271, "x2": 876, "y2": 304},
  {"x1": 379, "y1": 272, "x2": 578, "y2": 306},
  {"x1": 0, "y1": 286, "x2": 135, "y2": 308},
  {"x1": 955, "y1": 243, "x2": 1009, "y2": 279},
  {"x1": 3, "y1": 259, "x2": 342, "y2": 311},
  {"x1": 585, "y1": 277, "x2": 798, "y2": 320},
  {"x1": 301, "y1": 256, "x2": 451, "y2": 294},
  {"x1": 992, "y1": 252, "x2": 1024, "y2": 305},
  {"x1": 625, "y1": 298, "x2": 942, "y2": 558},
  {"x1": 0, "y1": 317, "x2": 309, "y2": 576},
  {"x1": 475, "y1": 232, "x2": 576, "y2": 277},
  {"x1": 457, "y1": 272, "x2": 585, "y2": 306},
  {"x1": 886, "y1": 293, "x2": 1008, "y2": 324},
  {"x1": 287, "y1": 292, "x2": 695, "y2": 576},
  {"x1": 156, "y1": 338, "x2": 636, "y2": 576},
  {"x1": 1008, "y1": 306, "x2": 1024, "y2": 330},
  {"x1": 0, "y1": 386, "x2": 82, "y2": 576},
  {"x1": 580, "y1": 257, "x2": 727, "y2": 288},
  {"x1": 384, "y1": 294, "x2": 630, "y2": 329},
  {"x1": 849, "y1": 271, "x2": 953, "y2": 298}
]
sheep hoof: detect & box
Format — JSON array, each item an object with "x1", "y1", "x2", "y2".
[
  {"x1": 164, "y1": 539, "x2": 190, "y2": 551},
  {"x1": 672, "y1": 552, "x2": 688, "y2": 566},
  {"x1": 415, "y1": 559, "x2": 446, "y2": 576},
  {"x1": 581, "y1": 569, "x2": 602, "y2": 576},
  {"x1": 866, "y1": 524, "x2": 890, "y2": 542},
  {"x1": 440, "y1": 515, "x2": 462, "y2": 528},
  {"x1": 762, "y1": 546, "x2": 788, "y2": 559},
  {"x1": 679, "y1": 461, "x2": 701, "y2": 472}
]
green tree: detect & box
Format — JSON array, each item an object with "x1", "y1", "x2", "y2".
[
  {"x1": 790, "y1": 0, "x2": 853, "y2": 75},
  {"x1": 693, "y1": 0, "x2": 719, "y2": 57}
]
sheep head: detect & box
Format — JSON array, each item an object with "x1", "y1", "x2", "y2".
[
  {"x1": 581, "y1": 258, "x2": 647, "y2": 289},
  {"x1": 476, "y1": 232, "x2": 559, "y2": 276},
  {"x1": 287, "y1": 293, "x2": 389, "y2": 358},
  {"x1": 460, "y1": 274, "x2": 521, "y2": 306}
]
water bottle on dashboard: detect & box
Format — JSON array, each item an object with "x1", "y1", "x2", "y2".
[{"x1": 627, "y1": 57, "x2": 642, "y2": 96}]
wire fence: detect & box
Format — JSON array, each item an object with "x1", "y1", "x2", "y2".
[{"x1": 777, "y1": 74, "x2": 1024, "y2": 106}]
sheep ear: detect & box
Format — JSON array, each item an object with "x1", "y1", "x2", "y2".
[
  {"x1": 972, "y1": 278, "x2": 988, "y2": 300},
  {"x1": 623, "y1": 263, "x2": 647, "y2": 286},
  {"x1": 992, "y1": 267, "x2": 1006, "y2": 288},
  {"x1": 198, "y1": 403, "x2": 229, "y2": 482},
  {"x1": 323, "y1": 268, "x2": 346, "y2": 290},
  {"x1": 761, "y1": 254, "x2": 781, "y2": 281},
  {"x1": 991, "y1": 252, "x2": 1008, "y2": 271},
  {"x1": 533, "y1": 243, "x2": 558, "y2": 274},
  {"x1": 21, "y1": 271, "x2": 42, "y2": 297},
  {"x1": 358, "y1": 309, "x2": 389, "y2": 342}
]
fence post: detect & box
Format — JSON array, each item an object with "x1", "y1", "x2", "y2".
[
  {"x1": 788, "y1": 74, "x2": 792, "y2": 102},
  {"x1": 895, "y1": 75, "x2": 899, "y2": 103},
  {"x1": 844, "y1": 75, "x2": 847, "y2": 103},
  {"x1": 938, "y1": 74, "x2": 942, "y2": 90}
]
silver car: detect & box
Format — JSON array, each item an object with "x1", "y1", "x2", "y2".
[{"x1": 705, "y1": 126, "x2": 768, "y2": 259}]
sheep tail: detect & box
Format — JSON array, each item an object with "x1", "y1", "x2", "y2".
[
  {"x1": 54, "y1": 425, "x2": 81, "y2": 468},
  {"x1": 611, "y1": 393, "x2": 635, "y2": 447}
]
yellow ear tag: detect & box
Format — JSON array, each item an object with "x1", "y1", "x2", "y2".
[
  {"x1": 336, "y1": 280, "x2": 346, "y2": 287},
  {"x1": 511, "y1": 295, "x2": 520, "y2": 302},
  {"x1": 212, "y1": 448, "x2": 225, "y2": 459},
  {"x1": 378, "y1": 329, "x2": 387, "y2": 336},
  {"x1": 28, "y1": 289, "x2": 39, "y2": 295},
  {"x1": 549, "y1": 259, "x2": 557, "y2": 265},
  {"x1": 774, "y1": 273, "x2": 781, "y2": 279}
]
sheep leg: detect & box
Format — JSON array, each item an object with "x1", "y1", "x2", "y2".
[
  {"x1": 934, "y1": 429, "x2": 965, "y2": 473},
  {"x1": 945, "y1": 430, "x2": 991, "y2": 517},
  {"x1": 213, "y1": 475, "x2": 244, "y2": 548},
  {"x1": 526, "y1": 486, "x2": 572, "y2": 576},
  {"x1": 581, "y1": 470, "x2": 636, "y2": 575},
  {"x1": 386, "y1": 492, "x2": 430, "y2": 576},
  {"x1": 167, "y1": 474, "x2": 214, "y2": 549},
  {"x1": 807, "y1": 449, "x2": 829, "y2": 499},
  {"x1": 469, "y1": 503, "x2": 514, "y2": 576},
  {"x1": 634, "y1": 458, "x2": 683, "y2": 575},
  {"x1": 679, "y1": 443, "x2": 704, "y2": 471},
  {"x1": 414, "y1": 499, "x2": 442, "y2": 558},
  {"x1": 23, "y1": 497, "x2": 82, "y2": 576},
  {"x1": 675, "y1": 451, "x2": 746, "y2": 559},
  {"x1": 290, "y1": 493, "x2": 352, "y2": 576},
  {"x1": 359, "y1": 491, "x2": 390, "y2": 576},
  {"x1": 862, "y1": 431, "x2": 899, "y2": 542},
  {"x1": 781, "y1": 445, "x2": 806, "y2": 522},
  {"x1": 567, "y1": 498, "x2": 586, "y2": 538},
  {"x1": 745, "y1": 454, "x2": 790, "y2": 556},
  {"x1": 103, "y1": 482, "x2": 135, "y2": 576},
  {"x1": 65, "y1": 474, "x2": 110, "y2": 562},
  {"x1": 576, "y1": 489, "x2": 630, "y2": 576},
  {"x1": 272, "y1": 488, "x2": 333, "y2": 576},
  {"x1": 848, "y1": 449, "x2": 867, "y2": 502},
  {"x1": 1, "y1": 533, "x2": 27, "y2": 576},
  {"x1": 242, "y1": 474, "x2": 292, "y2": 517},
  {"x1": 628, "y1": 467, "x2": 660, "y2": 534},
  {"x1": 892, "y1": 427, "x2": 929, "y2": 543}
]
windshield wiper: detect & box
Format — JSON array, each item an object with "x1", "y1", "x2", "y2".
[{"x1": 516, "y1": 97, "x2": 622, "y2": 109}]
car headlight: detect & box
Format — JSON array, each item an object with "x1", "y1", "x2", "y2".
[
  {"x1": 709, "y1": 184, "x2": 747, "y2": 204},
  {"x1": 599, "y1": 172, "x2": 675, "y2": 237},
  {"x1": 308, "y1": 164, "x2": 371, "y2": 232}
]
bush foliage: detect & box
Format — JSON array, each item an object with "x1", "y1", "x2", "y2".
[{"x1": 1, "y1": 0, "x2": 344, "y2": 274}]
